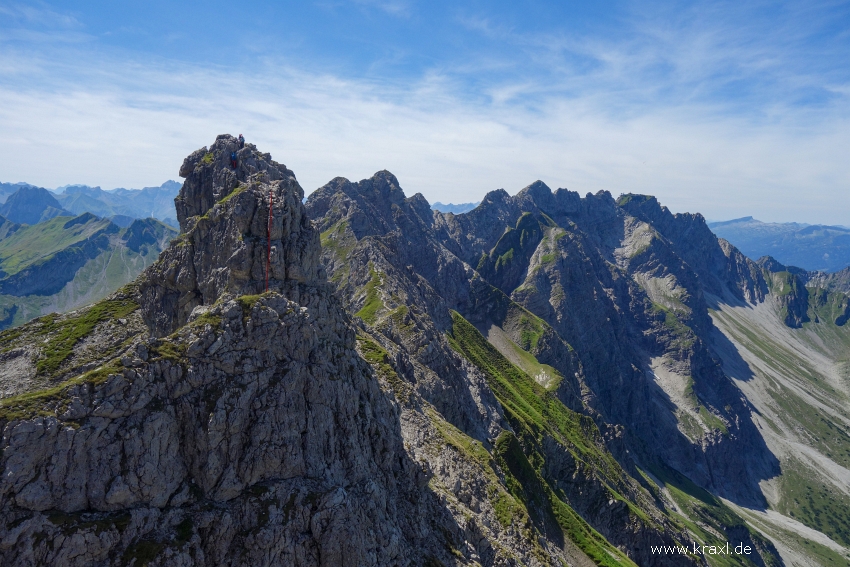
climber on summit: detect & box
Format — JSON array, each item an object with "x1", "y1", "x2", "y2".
[
  {"x1": 230, "y1": 151, "x2": 238, "y2": 169},
  {"x1": 238, "y1": 134, "x2": 245, "y2": 148}
]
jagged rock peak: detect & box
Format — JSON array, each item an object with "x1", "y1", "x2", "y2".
[
  {"x1": 516, "y1": 179, "x2": 552, "y2": 200},
  {"x1": 480, "y1": 188, "x2": 511, "y2": 205},
  {"x1": 175, "y1": 134, "x2": 298, "y2": 230},
  {"x1": 351, "y1": 170, "x2": 407, "y2": 207},
  {"x1": 139, "y1": 135, "x2": 323, "y2": 336}
]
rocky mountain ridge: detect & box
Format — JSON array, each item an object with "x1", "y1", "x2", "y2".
[
  {"x1": 0, "y1": 136, "x2": 530, "y2": 567},
  {"x1": 309, "y1": 173, "x2": 850, "y2": 566},
  {"x1": 0, "y1": 136, "x2": 846, "y2": 566}
]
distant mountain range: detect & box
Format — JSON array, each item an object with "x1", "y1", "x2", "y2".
[
  {"x1": 431, "y1": 201, "x2": 480, "y2": 214},
  {"x1": 0, "y1": 212, "x2": 176, "y2": 329},
  {"x1": 0, "y1": 180, "x2": 180, "y2": 329},
  {"x1": 0, "y1": 186, "x2": 70, "y2": 225},
  {"x1": 0, "y1": 180, "x2": 180, "y2": 227},
  {"x1": 709, "y1": 216, "x2": 850, "y2": 272}
]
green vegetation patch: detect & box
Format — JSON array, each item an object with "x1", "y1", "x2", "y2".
[
  {"x1": 190, "y1": 312, "x2": 222, "y2": 329},
  {"x1": 495, "y1": 431, "x2": 636, "y2": 567},
  {"x1": 448, "y1": 311, "x2": 625, "y2": 485},
  {"x1": 494, "y1": 248, "x2": 514, "y2": 271},
  {"x1": 217, "y1": 183, "x2": 247, "y2": 205},
  {"x1": 382, "y1": 304, "x2": 418, "y2": 340},
  {"x1": 777, "y1": 458, "x2": 850, "y2": 547},
  {"x1": 426, "y1": 407, "x2": 530, "y2": 531},
  {"x1": 355, "y1": 267, "x2": 384, "y2": 325},
  {"x1": 357, "y1": 335, "x2": 408, "y2": 401},
  {"x1": 650, "y1": 302, "x2": 695, "y2": 350},
  {"x1": 319, "y1": 221, "x2": 357, "y2": 279},
  {"x1": 479, "y1": 213, "x2": 545, "y2": 280},
  {"x1": 448, "y1": 310, "x2": 651, "y2": 564},
  {"x1": 201, "y1": 152, "x2": 214, "y2": 164},
  {"x1": 766, "y1": 271, "x2": 800, "y2": 297},
  {"x1": 518, "y1": 314, "x2": 545, "y2": 351},
  {"x1": 149, "y1": 340, "x2": 187, "y2": 363},
  {"x1": 0, "y1": 359, "x2": 123, "y2": 422},
  {"x1": 677, "y1": 410, "x2": 705, "y2": 440},
  {"x1": 540, "y1": 252, "x2": 557, "y2": 264},
  {"x1": 808, "y1": 287, "x2": 850, "y2": 326},
  {"x1": 496, "y1": 333, "x2": 563, "y2": 391},
  {"x1": 236, "y1": 294, "x2": 263, "y2": 321},
  {"x1": 698, "y1": 405, "x2": 729, "y2": 434},
  {"x1": 34, "y1": 299, "x2": 139, "y2": 376},
  {"x1": 502, "y1": 303, "x2": 549, "y2": 353}
]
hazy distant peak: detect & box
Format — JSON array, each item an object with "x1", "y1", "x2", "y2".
[
  {"x1": 711, "y1": 216, "x2": 850, "y2": 272},
  {"x1": 431, "y1": 201, "x2": 480, "y2": 214},
  {"x1": 709, "y1": 216, "x2": 756, "y2": 227}
]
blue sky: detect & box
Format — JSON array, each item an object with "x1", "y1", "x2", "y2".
[{"x1": 1, "y1": 1, "x2": 849, "y2": 224}]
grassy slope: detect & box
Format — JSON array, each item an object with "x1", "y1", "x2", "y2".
[
  {"x1": 0, "y1": 295, "x2": 138, "y2": 421},
  {"x1": 450, "y1": 310, "x2": 783, "y2": 567},
  {"x1": 448, "y1": 310, "x2": 642, "y2": 567},
  {"x1": 0, "y1": 215, "x2": 113, "y2": 275},
  {"x1": 0, "y1": 219, "x2": 174, "y2": 329},
  {"x1": 648, "y1": 466, "x2": 780, "y2": 567}
]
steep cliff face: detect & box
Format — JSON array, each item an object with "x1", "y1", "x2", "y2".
[
  {"x1": 307, "y1": 174, "x2": 784, "y2": 567},
  {"x1": 0, "y1": 137, "x2": 460, "y2": 567},
  {"x1": 141, "y1": 137, "x2": 322, "y2": 337}
]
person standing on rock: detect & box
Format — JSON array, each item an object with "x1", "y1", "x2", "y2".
[
  {"x1": 238, "y1": 134, "x2": 245, "y2": 148},
  {"x1": 230, "y1": 151, "x2": 238, "y2": 169}
]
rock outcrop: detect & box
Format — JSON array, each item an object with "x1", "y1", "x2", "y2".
[{"x1": 0, "y1": 136, "x2": 457, "y2": 567}]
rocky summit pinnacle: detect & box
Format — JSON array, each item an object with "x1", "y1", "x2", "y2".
[
  {"x1": 0, "y1": 136, "x2": 456, "y2": 566},
  {"x1": 139, "y1": 135, "x2": 324, "y2": 336}
]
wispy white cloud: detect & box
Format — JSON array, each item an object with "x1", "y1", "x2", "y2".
[
  {"x1": 0, "y1": 1, "x2": 81, "y2": 28},
  {"x1": 1, "y1": 43, "x2": 848, "y2": 224},
  {"x1": 0, "y1": 1, "x2": 848, "y2": 224}
]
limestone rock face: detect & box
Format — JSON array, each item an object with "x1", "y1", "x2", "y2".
[
  {"x1": 1, "y1": 293, "x2": 440, "y2": 566},
  {"x1": 140, "y1": 135, "x2": 323, "y2": 336},
  {"x1": 0, "y1": 137, "x2": 458, "y2": 567},
  {"x1": 309, "y1": 174, "x2": 786, "y2": 567}
]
